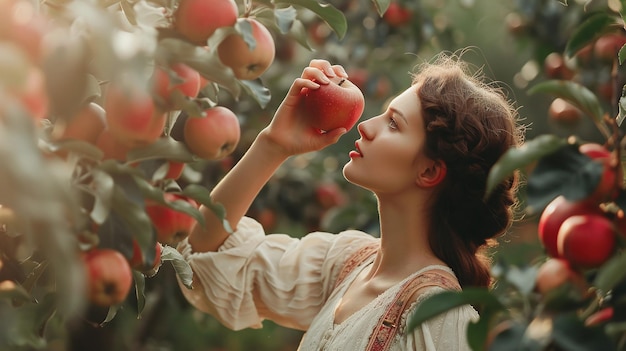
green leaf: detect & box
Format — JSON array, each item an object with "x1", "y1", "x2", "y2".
[
  {"x1": 46, "y1": 139, "x2": 104, "y2": 161},
  {"x1": 371, "y1": 0, "x2": 391, "y2": 17},
  {"x1": 527, "y1": 80, "x2": 605, "y2": 127},
  {"x1": 276, "y1": 0, "x2": 347, "y2": 40},
  {"x1": 182, "y1": 184, "x2": 232, "y2": 233},
  {"x1": 617, "y1": 89, "x2": 626, "y2": 126},
  {"x1": 161, "y1": 245, "x2": 193, "y2": 289},
  {"x1": 488, "y1": 321, "x2": 529, "y2": 351},
  {"x1": 274, "y1": 6, "x2": 298, "y2": 34},
  {"x1": 593, "y1": 251, "x2": 626, "y2": 293},
  {"x1": 407, "y1": 288, "x2": 505, "y2": 331},
  {"x1": 126, "y1": 137, "x2": 197, "y2": 163},
  {"x1": 552, "y1": 313, "x2": 616, "y2": 351},
  {"x1": 288, "y1": 19, "x2": 313, "y2": 51},
  {"x1": 5, "y1": 293, "x2": 57, "y2": 348},
  {"x1": 565, "y1": 13, "x2": 622, "y2": 58},
  {"x1": 234, "y1": 18, "x2": 256, "y2": 51},
  {"x1": 84, "y1": 168, "x2": 115, "y2": 225},
  {"x1": 102, "y1": 304, "x2": 120, "y2": 325},
  {"x1": 618, "y1": 44, "x2": 626, "y2": 65},
  {"x1": 110, "y1": 180, "x2": 153, "y2": 254},
  {"x1": 133, "y1": 271, "x2": 146, "y2": 318},
  {"x1": 254, "y1": 6, "x2": 296, "y2": 35},
  {"x1": 504, "y1": 265, "x2": 538, "y2": 296},
  {"x1": 485, "y1": 135, "x2": 568, "y2": 200},
  {"x1": 525, "y1": 142, "x2": 604, "y2": 214},
  {"x1": 239, "y1": 79, "x2": 272, "y2": 109}
]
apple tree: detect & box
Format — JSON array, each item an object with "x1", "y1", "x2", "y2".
[
  {"x1": 0, "y1": 0, "x2": 381, "y2": 349},
  {"x1": 410, "y1": 1, "x2": 626, "y2": 350}
]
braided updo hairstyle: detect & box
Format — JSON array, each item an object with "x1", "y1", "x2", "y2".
[{"x1": 414, "y1": 53, "x2": 523, "y2": 288}]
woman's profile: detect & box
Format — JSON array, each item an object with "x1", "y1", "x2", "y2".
[{"x1": 176, "y1": 52, "x2": 524, "y2": 350}]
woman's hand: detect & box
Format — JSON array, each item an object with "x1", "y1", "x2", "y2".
[{"x1": 260, "y1": 59, "x2": 350, "y2": 157}]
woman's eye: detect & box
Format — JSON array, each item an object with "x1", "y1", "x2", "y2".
[{"x1": 388, "y1": 118, "x2": 398, "y2": 129}]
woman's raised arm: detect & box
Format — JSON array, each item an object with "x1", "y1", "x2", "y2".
[{"x1": 187, "y1": 61, "x2": 348, "y2": 253}]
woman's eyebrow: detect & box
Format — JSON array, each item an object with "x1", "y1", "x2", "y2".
[{"x1": 389, "y1": 107, "x2": 408, "y2": 125}]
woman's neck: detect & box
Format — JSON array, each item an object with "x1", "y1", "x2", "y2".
[{"x1": 366, "y1": 193, "x2": 445, "y2": 280}]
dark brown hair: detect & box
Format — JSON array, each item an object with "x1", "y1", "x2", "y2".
[{"x1": 413, "y1": 53, "x2": 523, "y2": 288}]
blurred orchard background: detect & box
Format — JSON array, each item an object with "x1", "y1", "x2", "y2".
[{"x1": 2, "y1": 0, "x2": 626, "y2": 350}]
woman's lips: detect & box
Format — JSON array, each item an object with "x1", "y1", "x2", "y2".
[{"x1": 349, "y1": 141, "x2": 363, "y2": 158}]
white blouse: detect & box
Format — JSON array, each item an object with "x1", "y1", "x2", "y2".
[{"x1": 177, "y1": 216, "x2": 478, "y2": 350}]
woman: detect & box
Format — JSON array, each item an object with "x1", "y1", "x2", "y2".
[{"x1": 177, "y1": 53, "x2": 523, "y2": 350}]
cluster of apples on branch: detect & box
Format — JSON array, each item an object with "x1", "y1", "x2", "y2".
[{"x1": 0, "y1": 0, "x2": 376, "y2": 336}]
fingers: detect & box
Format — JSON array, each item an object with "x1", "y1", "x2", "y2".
[
  {"x1": 303, "y1": 59, "x2": 349, "y2": 81},
  {"x1": 285, "y1": 77, "x2": 320, "y2": 98}
]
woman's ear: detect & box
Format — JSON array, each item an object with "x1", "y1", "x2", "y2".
[{"x1": 416, "y1": 159, "x2": 447, "y2": 188}]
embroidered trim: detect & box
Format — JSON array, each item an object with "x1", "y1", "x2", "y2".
[
  {"x1": 334, "y1": 242, "x2": 379, "y2": 290},
  {"x1": 367, "y1": 271, "x2": 461, "y2": 351}
]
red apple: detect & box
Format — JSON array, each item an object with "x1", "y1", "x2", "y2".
[
  {"x1": 383, "y1": 2, "x2": 412, "y2": 27},
  {"x1": 299, "y1": 75, "x2": 365, "y2": 132},
  {"x1": 129, "y1": 240, "x2": 162, "y2": 274},
  {"x1": 557, "y1": 214, "x2": 616, "y2": 269},
  {"x1": 537, "y1": 196, "x2": 601, "y2": 258},
  {"x1": 543, "y1": 52, "x2": 574, "y2": 80},
  {"x1": 0, "y1": 0, "x2": 47, "y2": 63},
  {"x1": 145, "y1": 193, "x2": 198, "y2": 246},
  {"x1": 315, "y1": 181, "x2": 347, "y2": 209},
  {"x1": 83, "y1": 249, "x2": 133, "y2": 307},
  {"x1": 57, "y1": 102, "x2": 106, "y2": 145},
  {"x1": 104, "y1": 81, "x2": 166, "y2": 147},
  {"x1": 579, "y1": 143, "x2": 622, "y2": 203},
  {"x1": 14, "y1": 66, "x2": 49, "y2": 121},
  {"x1": 183, "y1": 106, "x2": 241, "y2": 160},
  {"x1": 594, "y1": 34, "x2": 626, "y2": 62},
  {"x1": 164, "y1": 160, "x2": 186, "y2": 180},
  {"x1": 585, "y1": 307, "x2": 614, "y2": 327},
  {"x1": 173, "y1": 0, "x2": 238, "y2": 45},
  {"x1": 535, "y1": 257, "x2": 587, "y2": 296},
  {"x1": 217, "y1": 18, "x2": 275, "y2": 80},
  {"x1": 548, "y1": 98, "x2": 583, "y2": 125},
  {"x1": 151, "y1": 63, "x2": 201, "y2": 108}
]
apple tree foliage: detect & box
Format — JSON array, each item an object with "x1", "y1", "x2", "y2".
[
  {"x1": 3, "y1": 0, "x2": 626, "y2": 350},
  {"x1": 0, "y1": 0, "x2": 379, "y2": 349},
  {"x1": 410, "y1": 1, "x2": 626, "y2": 350}
]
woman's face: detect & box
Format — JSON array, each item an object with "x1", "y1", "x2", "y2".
[{"x1": 343, "y1": 84, "x2": 434, "y2": 195}]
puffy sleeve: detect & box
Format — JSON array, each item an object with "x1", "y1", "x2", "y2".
[
  {"x1": 176, "y1": 216, "x2": 378, "y2": 331},
  {"x1": 403, "y1": 288, "x2": 479, "y2": 351}
]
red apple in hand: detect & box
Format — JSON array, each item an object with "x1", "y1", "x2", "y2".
[
  {"x1": 83, "y1": 249, "x2": 133, "y2": 307},
  {"x1": 299, "y1": 76, "x2": 365, "y2": 132}
]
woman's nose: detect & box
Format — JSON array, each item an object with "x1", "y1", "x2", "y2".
[{"x1": 357, "y1": 119, "x2": 373, "y2": 140}]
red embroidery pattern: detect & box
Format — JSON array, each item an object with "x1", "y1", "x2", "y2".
[{"x1": 334, "y1": 242, "x2": 379, "y2": 290}]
